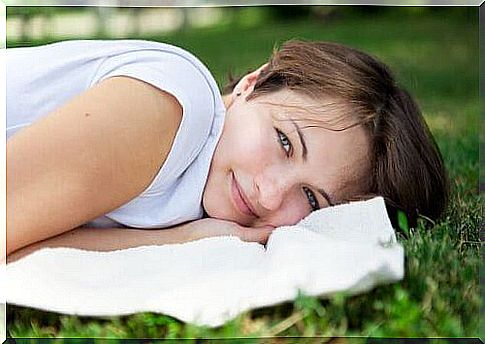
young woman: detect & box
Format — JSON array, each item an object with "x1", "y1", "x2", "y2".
[{"x1": 6, "y1": 39, "x2": 449, "y2": 261}]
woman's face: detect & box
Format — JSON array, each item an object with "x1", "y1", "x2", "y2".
[{"x1": 203, "y1": 72, "x2": 371, "y2": 228}]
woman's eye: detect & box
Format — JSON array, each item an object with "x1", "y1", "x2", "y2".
[
  {"x1": 303, "y1": 186, "x2": 320, "y2": 211},
  {"x1": 276, "y1": 129, "x2": 292, "y2": 156}
]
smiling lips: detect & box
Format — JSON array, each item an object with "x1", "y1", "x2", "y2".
[{"x1": 231, "y1": 172, "x2": 258, "y2": 218}]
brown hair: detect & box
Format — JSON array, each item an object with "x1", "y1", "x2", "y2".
[{"x1": 224, "y1": 40, "x2": 449, "y2": 229}]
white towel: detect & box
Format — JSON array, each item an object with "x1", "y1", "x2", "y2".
[{"x1": 4, "y1": 197, "x2": 404, "y2": 327}]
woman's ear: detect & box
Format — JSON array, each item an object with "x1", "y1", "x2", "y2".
[{"x1": 231, "y1": 63, "x2": 269, "y2": 100}]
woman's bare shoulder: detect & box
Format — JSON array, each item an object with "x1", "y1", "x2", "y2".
[{"x1": 7, "y1": 76, "x2": 182, "y2": 254}]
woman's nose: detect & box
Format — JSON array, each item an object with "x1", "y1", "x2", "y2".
[{"x1": 254, "y1": 168, "x2": 292, "y2": 212}]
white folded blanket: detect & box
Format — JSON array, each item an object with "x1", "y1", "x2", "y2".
[{"x1": 4, "y1": 197, "x2": 404, "y2": 327}]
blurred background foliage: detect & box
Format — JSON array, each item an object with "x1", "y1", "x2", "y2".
[
  {"x1": 5, "y1": 5, "x2": 481, "y2": 339},
  {"x1": 6, "y1": 6, "x2": 475, "y2": 43}
]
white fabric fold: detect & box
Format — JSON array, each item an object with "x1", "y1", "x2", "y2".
[{"x1": 4, "y1": 197, "x2": 404, "y2": 327}]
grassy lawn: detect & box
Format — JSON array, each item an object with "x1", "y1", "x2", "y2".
[{"x1": 6, "y1": 7, "x2": 480, "y2": 339}]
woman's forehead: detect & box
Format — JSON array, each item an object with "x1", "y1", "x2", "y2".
[
  {"x1": 255, "y1": 89, "x2": 359, "y2": 130},
  {"x1": 286, "y1": 112, "x2": 372, "y2": 201}
]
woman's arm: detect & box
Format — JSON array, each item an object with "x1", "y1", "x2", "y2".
[
  {"x1": 7, "y1": 76, "x2": 182, "y2": 256},
  {"x1": 6, "y1": 219, "x2": 275, "y2": 264}
]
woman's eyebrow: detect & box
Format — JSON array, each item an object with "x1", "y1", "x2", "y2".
[
  {"x1": 317, "y1": 188, "x2": 334, "y2": 207},
  {"x1": 290, "y1": 119, "x2": 308, "y2": 161},
  {"x1": 290, "y1": 119, "x2": 334, "y2": 207}
]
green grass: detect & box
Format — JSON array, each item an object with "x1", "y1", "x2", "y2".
[{"x1": 6, "y1": 7, "x2": 481, "y2": 339}]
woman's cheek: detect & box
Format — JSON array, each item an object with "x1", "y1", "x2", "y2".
[
  {"x1": 270, "y1": 201, "x2": 310, "y2": 227},
  {"x1": 287, "y1": 205, "x2": 310, "y2": 225},
  {"x1": 239, "y1": 130, "x2": 271, "y2": 158}
]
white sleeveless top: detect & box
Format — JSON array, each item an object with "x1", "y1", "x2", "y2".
[{"x1": 6, "y1": 40, "x2": 226, "y2": 228}]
